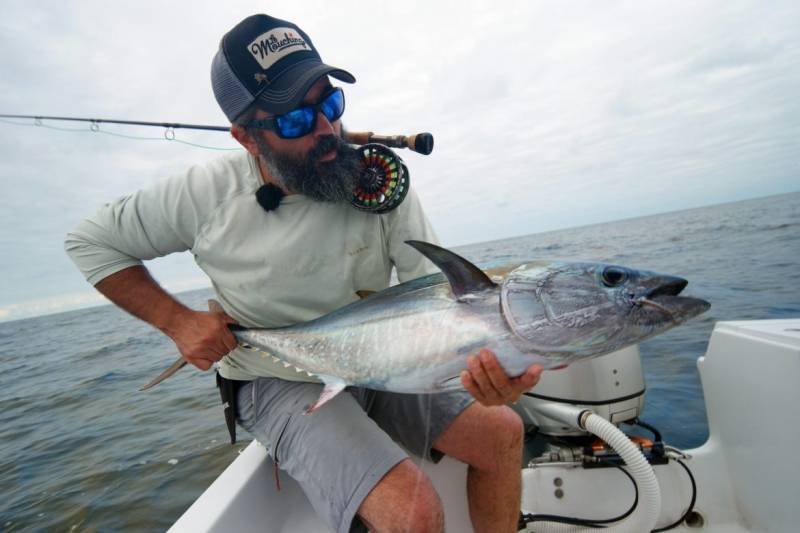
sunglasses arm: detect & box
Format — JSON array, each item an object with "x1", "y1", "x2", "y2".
[{"x1": 344, "y1": 131, "x2": 434, "y2": 156}]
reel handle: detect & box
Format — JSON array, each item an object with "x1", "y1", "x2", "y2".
[{"x1": 344, "y1": 131, "x2": 434, "y2": 155}]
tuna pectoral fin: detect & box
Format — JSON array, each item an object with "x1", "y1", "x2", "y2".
[
  {"x1": 139, "y1": 357, "x2": 186, "y2": 391},
  {"x1": 438, "y1": 374, "x2": 465, "y2": 391},
  {"x1": 208, "y1": 299, "x2": 225, "y2": 313},
  {"x1": 405, "y1": 240, "x2": 496, "y2": 299},
  {"x1": 305, "y1": 375, "x2": 347, "y2": 414}
]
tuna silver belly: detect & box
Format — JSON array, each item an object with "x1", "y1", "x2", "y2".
[{"x1": 236, "y1": 288, "x2": 508, "y2": 393}]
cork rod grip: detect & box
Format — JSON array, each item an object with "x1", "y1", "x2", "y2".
[{"x1": 343, "y1": 131, "x2": 434, "y2": 155}]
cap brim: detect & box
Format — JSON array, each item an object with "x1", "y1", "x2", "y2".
[{"x1": 255, "y1": 59, "x2": 355, "y2": 114}]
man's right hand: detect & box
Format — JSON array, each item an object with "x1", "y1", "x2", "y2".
[
  {"x1": 167, "y1": 309, "x2": 239, "y2": 370},
  {"x1": 94, "y1": 266, "x2": 240, "y2": 371}
]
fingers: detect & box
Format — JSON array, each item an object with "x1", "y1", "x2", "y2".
[
  {"x1": 184, "y1": 347, "x2": 223, "y2": 370},
  {"x1": 173, "y1": 310, "x2": 241, "y2": 371},
  {"x1": 460, "y1": 370, "x2": 477, "y2": 398},
  {"x1": 192, "y1": 358, "x2": 215, "y2": 371},
  {"x1": 511, "y1": 364, "x2": 543, "y2": 392},
  {"x1": 462, "y1": 350, "x2": 546, "y2": 407},
  {"x1": 221, "y1": 335, "x2": 239, "y2": 354},
  {"x1": 463, "y1": 350, "x2": 511, "y2": 406},
  {"x1": 463, "y1": 355, "x2": 500, "y2": 406},
  {"x1": 480, "y1": 350, "x2": 517, "y2": 400},
  {"x1": 188, "y1": 334, "x2": 230, "y2": 364},
  {"x1": 218, "y1": 318, "x2": 240, "y2": 354},
  {"x1": 198, "y1": 311, "x2": 238, "y2": 357},
  {"x1": 216, "y1": 311, "x2": 240, "y2": 354}
]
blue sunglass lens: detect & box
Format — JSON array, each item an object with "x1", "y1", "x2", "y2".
[
  {"x1": 321, "y1": 89, "x2": 344, "y2": 121},
  {"x1": 276, "y1": 107, "x2": 315, "y2": 138},
  {"x1": 274, "y1": 88, "x2": 345, "y2": 138}
]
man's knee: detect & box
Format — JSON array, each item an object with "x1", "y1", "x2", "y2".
[
  {"x1": 401, "y1": 493, "x2": 444, "y2": 533},
  {"x1": 466, "y1": 404, "x2": 524, "y2": 452},
  {"x1": 435, "y1": 403, "x2": 525, "y2": 469},
  {"x1": 487, "y1": 406, "x2": 525, "y2": 453},
  {"x1": 358, "y1": 459, "x2": 444, "y2": 533},
  {"x1": 469, "y1": 406, "x2": 524, "y2": 475}
]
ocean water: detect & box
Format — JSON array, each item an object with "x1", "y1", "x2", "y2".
[{"x1": 1, "y1": 192, "x2": 798, "y2": 531}]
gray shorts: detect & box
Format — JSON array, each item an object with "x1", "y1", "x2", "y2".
[{"x1": 236, "y1": 377, "x2": 474, "y2": 533}]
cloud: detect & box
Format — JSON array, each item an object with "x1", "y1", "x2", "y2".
[
  {"x1": 1, "y1": 0, "x2": 799, "y2": 316},
  {"x1": 0, "y1": 291, "x2": 108, "y2": 323}
]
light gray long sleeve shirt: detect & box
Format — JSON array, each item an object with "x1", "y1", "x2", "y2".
[{"x1": 65, "y1": 150, "x2": 438, "y2": 381}]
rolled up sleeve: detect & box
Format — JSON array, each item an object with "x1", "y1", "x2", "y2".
[{"x1": 64, "y1": 166, "x2": 214, "y2": 285}]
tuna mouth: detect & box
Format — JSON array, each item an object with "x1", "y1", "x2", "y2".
[
  {"x1": 647, "y1": 277, "x2": 688, "y2": 298},
  {"x1": 635, "y1": 276, "x2": 709, "y2": 323}
]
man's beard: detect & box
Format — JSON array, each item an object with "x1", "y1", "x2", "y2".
[{"x1": 254, "y1": 134, "x2": 360, "y2": 203}]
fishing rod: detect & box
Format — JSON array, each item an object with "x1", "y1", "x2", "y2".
[
  {"x1": 1, "y1": 112, "x2": 433, "y2": 213},
  {"x1": 0, "y1": 113, "x2": 434, "y2": 155}
]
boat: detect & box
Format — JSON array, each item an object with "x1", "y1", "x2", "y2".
[{"x1": 169, "y1": 318, "x2": 800, "y2": 532}]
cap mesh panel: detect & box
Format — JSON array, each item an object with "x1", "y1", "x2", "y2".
[{"x1": 211, "y1": 51, "x2": 256, "y2": 122}]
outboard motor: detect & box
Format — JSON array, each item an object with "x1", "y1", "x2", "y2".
[{"x1": 514, "y1": 347, "x2": 646, "y2": 436}]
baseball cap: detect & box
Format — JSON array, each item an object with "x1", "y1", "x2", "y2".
[{"x1": 211, "y1": 14, "x2": 356, "y2": 122}]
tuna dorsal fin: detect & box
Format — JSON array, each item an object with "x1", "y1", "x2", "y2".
[
  {"x1": 355, "y1": 290, "x2": 376, "y2": 299},
  {"x1": 405, "y1": 240, "x2": 496, "y2": 298}
]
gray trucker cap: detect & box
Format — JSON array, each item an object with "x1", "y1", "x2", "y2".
[{"x1": 211, "y1": 14, "x2": 355, "y2": 122}]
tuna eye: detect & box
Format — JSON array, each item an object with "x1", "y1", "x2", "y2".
[{"x1": 601, "y1": 266, "x2": 628, "y2": 287}]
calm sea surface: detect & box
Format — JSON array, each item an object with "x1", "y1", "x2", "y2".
[{"x1": 1, "y1": 192, "x2": 798, "y2": 531}]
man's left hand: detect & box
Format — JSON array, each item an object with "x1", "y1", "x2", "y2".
[{"x1": 461, "y1": 348, "x2": 544, "y2": 406}]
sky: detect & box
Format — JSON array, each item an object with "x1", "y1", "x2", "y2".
[{"x1": 0, "y1": 0, "x2": 798, "y2": 322}]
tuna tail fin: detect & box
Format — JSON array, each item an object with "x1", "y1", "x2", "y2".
[
  {"x1": 305, "y1": 375, "x2": 348, "y2": 414},
  {"x1": 405, "y1": 240, "x2": 496, "y2": 299},
  {"x1": 208, "y1": 299, "x2": 225, "y2": 313},
  {"x1": 140, "y1": 299, "x2": 238, "y2": 392},
  {"x1": 209, "y1": 298, "x2": 247, "y2": 332},
  {"x1": 139, "y1": 357, "x2": 187, "y2": 391}
]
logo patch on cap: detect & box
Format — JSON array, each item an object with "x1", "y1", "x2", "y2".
[{"x1": 248, "y1": 27, "x2": 312, "y2": 70}]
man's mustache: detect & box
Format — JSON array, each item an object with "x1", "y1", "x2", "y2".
[{"x1": 310, "y1": 135, "x2": 342, "y2": 162}]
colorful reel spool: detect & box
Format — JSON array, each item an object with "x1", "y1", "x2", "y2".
[{"x1": 350, "y1": 143, "x2": 409, "y2": 214}]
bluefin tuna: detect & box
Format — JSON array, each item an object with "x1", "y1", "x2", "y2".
[{"x1": 141, "y1": 241, "x2": 710, "y2": 412}]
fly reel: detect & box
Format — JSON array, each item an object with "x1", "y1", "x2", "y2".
[{"x1": 350, "y1": 143, "x2": 409, "y2": 214}]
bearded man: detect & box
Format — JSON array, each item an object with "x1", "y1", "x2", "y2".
[{"x1": 65, "y1": 14, "x2": 543, "y2": 533}]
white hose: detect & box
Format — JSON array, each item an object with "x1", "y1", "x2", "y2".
[{"x1": 524, "y1": 404, "x2": 661, "y2": 533}]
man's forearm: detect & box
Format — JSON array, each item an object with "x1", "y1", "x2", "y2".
[
  {"x1": 94, "y1": 265, "x2": 192, "y2": 338},
  {"x1": 94, "y1": 266, "x2": 239, "y2": 371}
]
